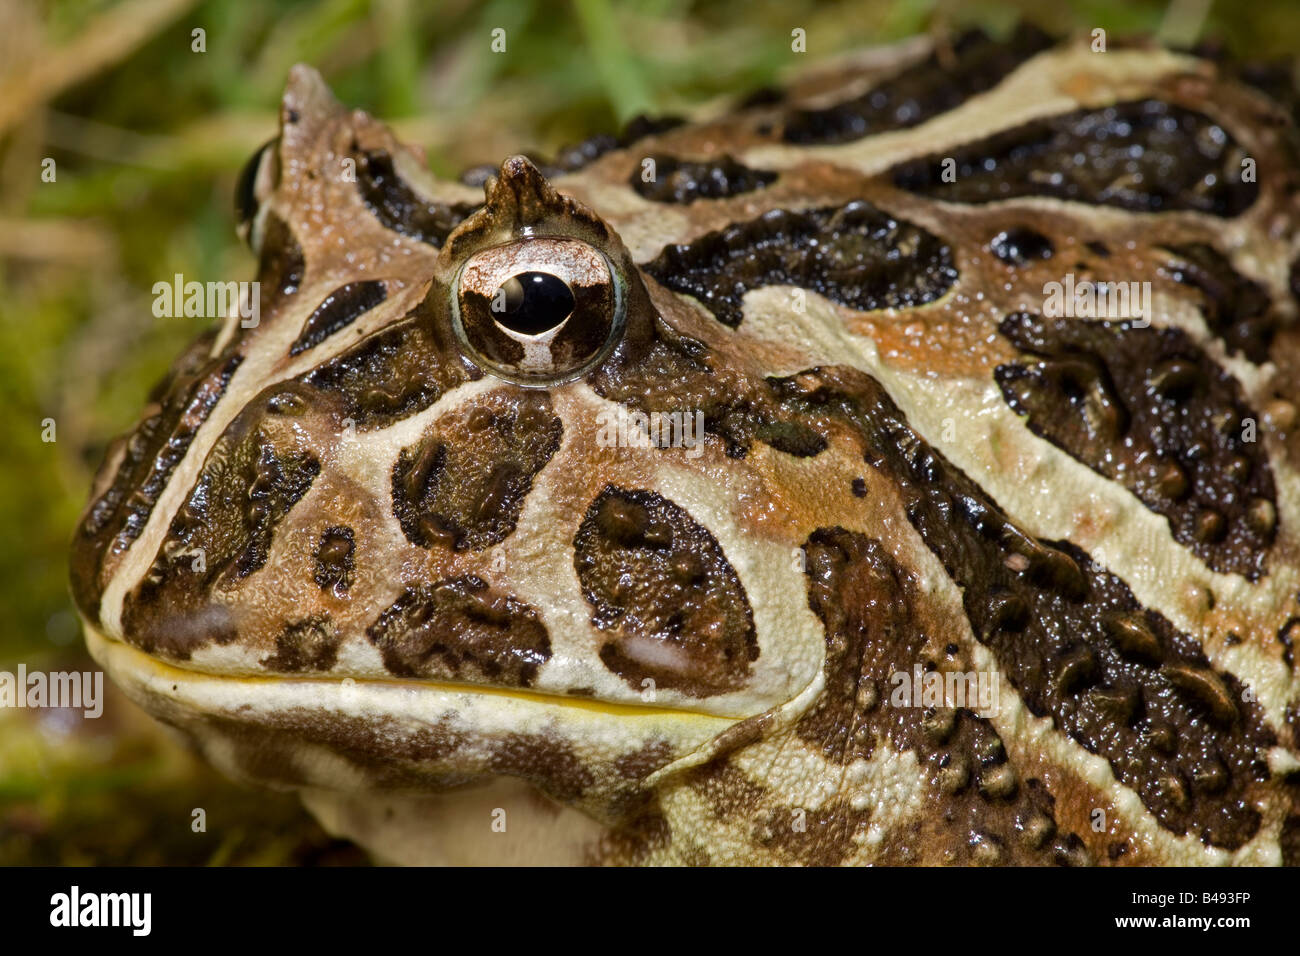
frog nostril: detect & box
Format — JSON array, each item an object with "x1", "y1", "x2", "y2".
[{"x1": 493, "y1": 271, "x2": 575, "y2": 335}]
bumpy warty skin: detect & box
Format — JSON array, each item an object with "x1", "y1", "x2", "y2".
[{"x1": 72, "y1": 27, "x2": 1300, "y2": 865}]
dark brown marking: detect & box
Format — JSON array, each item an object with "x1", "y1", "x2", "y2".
[
  {"x1": 685, "y1": 757, "x2": 868, "y2": 866},
  {"x1": 354, "y1": 148, "x2": 478, "y2": 247},
  {"x1": 202, "y1": 709, "x2": 596, "y2": 807},
  {"x1": 121, "y1": 403, "x2": 321, "y2": 660},
  {"x1": 71, "y1": 351, "x2": 240, "y2": 618},
  {"x1": 989, "y1": 227, "x2": 1054, "y2": 266},
  {"x1": 486, "y1": 734, "x2": 595, "y2": 803},
  {"x1": 643, "y1": 201, "x2": 956, "y2": 328},
  {"x1": 799, "y1": 526, "x2": 1090, "y2": 864},
  {"x1": 995, "y1": 313, "x2": 1277, "y2": 579},
  {"x1": 255, "y1": 213, "x2": 305, "y2": 309},
  {"x1": 366, "y1": 576, "x2": 551, "y2": 687},
  {"x1": 890, "y1": 100, "x2": 1259, "y2": 217},
  {"x1": 262, "y1": 616, "x2": 340, "y2": 672},
  {"x1": 589, "y1": 807, "x2": 673, "y2": 865},
  {"x1": 614, "y1": 740, "x2": 676, "y2": 780},
  {"x1": 391, "y1": 388, "x2": 561, "y2": 552},
  {"x1": 289, "y1": 280, "x2": 388, "y2": 356},
  {"x1": 781, "y1": 25, "x2": 1053, "y2": 145},
  {"x1": 631, "y1": 154, "x2": 776, "y2": 204},
  {"x1": 591, "y1": 319, "x2": 825, "y2": 459},
  {"x1": 235, "y1": 137, "x2": 277, "y2": 232},
  {"x1": 574, "y1": 486, "x2": 758, "y2": 697},
  {"x1": 313, "y1": 525, "x2": 355, "y2": 596},
  {"x1": 1279, "y1": 617, "x2": 1299, "y2": 671},
  {"x1": 302, "y1": 308, "x2": 479, "y2": 431},
  {"x1": 1161, "y1": 243, "x2": 1283, "y2": 364},
  {"x1": 459, "y1": 114, "x2": 686, "y2": 186}
]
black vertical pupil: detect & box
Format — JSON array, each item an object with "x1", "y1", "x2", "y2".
[{"x1": 494, "y1": 271, "x2": 575, "y2": 334}]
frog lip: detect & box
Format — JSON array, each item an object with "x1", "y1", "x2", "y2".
[
  {"x1": 85, "y1": 623, "x2": 746, "y2": 807},
  {"x1": 83, "y1": 622, "x2": 742, "y2": 725}
]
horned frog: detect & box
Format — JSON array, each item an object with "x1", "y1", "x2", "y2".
[{"x1": 73, "y1": 28, "x2": 1300, "y2": 864}]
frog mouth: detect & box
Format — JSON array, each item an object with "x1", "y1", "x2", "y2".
[
  {"x1": 83, "y1": 622, "x2": 746, "y2": 795},
  {"x1": 82, "y1": 622, "x2": 750, "y2": 720}
]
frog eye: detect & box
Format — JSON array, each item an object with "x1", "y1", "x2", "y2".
[
  {"x1": 235, "y1": 137, "x2": 280, "y2": 252},
  {"x1": 451, "y1": 237, "x2": 625, "y2": 385}
]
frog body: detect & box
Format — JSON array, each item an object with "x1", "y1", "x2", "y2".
[{"x1": 73, "y1": 28, "x2": 1300, "y2": 865}]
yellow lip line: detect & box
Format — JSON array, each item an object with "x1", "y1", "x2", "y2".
[{"x1": 86, "y1": 624, "x2": 749, "y2": 722}]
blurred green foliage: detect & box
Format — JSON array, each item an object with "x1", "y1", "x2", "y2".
[{"x1": 0, "y1": 0, "x2": 1295, "y2": 864}]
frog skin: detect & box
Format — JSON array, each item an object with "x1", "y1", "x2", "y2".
[{"x1": 71, "y1": 26, "x2": 1300, "y2": 865}]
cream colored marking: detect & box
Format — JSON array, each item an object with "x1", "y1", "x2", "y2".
[
  {"x1": 741, "y1": 46, "x2": 1199, "y2": 177},
  {"x1": 86, "y1": 621, "x2": 738, "y2": 725},
  {"x1": 731, "y1": 287, "x2": 1299, "y2": 737},
  {"x1": 500, "y1": 382, "x2": 829, "y2": 717},
  {"x1": 973, "y1": 637, "x2": 1286, "y2": 865},
  {"x1": 889, "y1": 530, "x2": 1288, "y2": 865},
  {"x1": 648, "y1": 670, "x2": 827, "y2": 786},
  {"x1": 301, "y1": 781, "x2": 609, "y2": 866}
]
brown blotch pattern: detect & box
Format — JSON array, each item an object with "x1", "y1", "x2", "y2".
[
  {"x1": 684, "y1": 757, "x2": 871, "y2": 866},
  {"x1": 458, "y1": 115, "x2": 685, "y2": 186},
  {"x1": 234, "y1": 137, "x2": 276, "y2": 231},
  {"x1": 775, "y1": 367, "x2": 1278, "y2": 849},
  {"x1": 302, "y1": 309, "x2": 479, "y2": 431},
  {"x1": 573, "y1": 486, "x2": 758, "y2": 697},
  {"x1": 203, "y1": 709, "x2": 597, "y2": 807},
  {"x1": 588, "y1": 808, "x2": 674, "y2": 866},
  {"x1": 1161, "y1": 243, "x2": 1283, "y2": 364},
  {"x1": 71, "y1": 348, "x2": 240, "y2": 618},
  {"x1": 354, "y1": 148, "x2": 478, "y2": 247},
  {"x1": 591, "y1": 317, "x2": 826, "y2": 459},
  {"x1": 995, "y1": 313, "x2": 1277, "y2": 579},
  {"x1": 643, "y1": 200, "x2": 956, "y2": 328},
  {"x1": 313, "y1": 525, "x2": 355, "y2": 596},
  {"x1": 1279, "y1": 617, "x2": 1299, "y2": 671},
  {"x1": 799, "y1": 526, "x2": 1091, "y2": 864},
  {"x1": 485, "y1": 734, "x2": 596, "y2": 804},
  {"x1": 391, "y1": 388, "x2": 562, "y2": 552},
  {"x1": 262, "y1": 615, "x2": 340, "y2": 673},
  {"x1": 890, "y1": 100, "x2": 1259, "y2": 217},
  {"x1": 250, "y1": 214, "x2": 305, "y2": 335},
  {"x1": 630, "y1": 154, "x2": 776, "y2": 204},
  {"x1": 781, "y1": 25, "x2": 1053, "y2": 145},
  {"x1": 289, "y1": 280, "x2": 388, "y2": 356},
  {"x1": 366, "y1": 575, "x2": 551, "y2": 686},
  {"x1": 989, "y1": 227, "x2": 1055, "y2": 266},
  {"x1": 121, "y1": 402, "x2": 321, "y2": 660}
]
